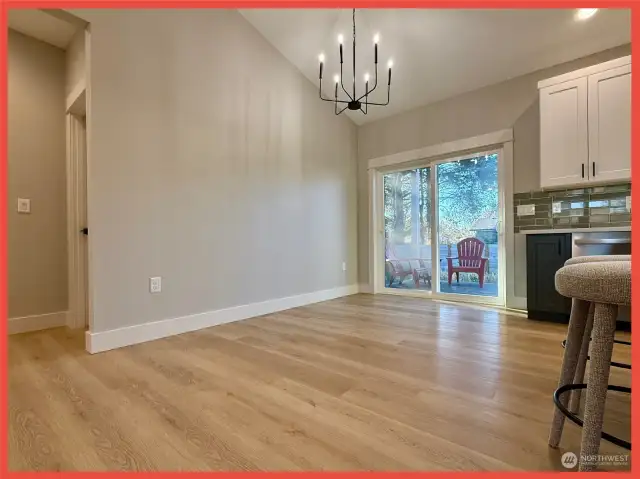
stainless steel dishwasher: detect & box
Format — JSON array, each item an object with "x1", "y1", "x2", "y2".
[{"x1": 571, "y1": 230, "x2": 631, "y2": 323}]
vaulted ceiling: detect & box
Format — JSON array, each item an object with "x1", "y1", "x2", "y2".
[{"x1": 240, "y1": 9, "x2": 631, "y2": 124}]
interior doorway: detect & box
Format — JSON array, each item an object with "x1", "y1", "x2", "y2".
[{"x1": 7, "y1": 10, "x2": 90, "y2": 335}]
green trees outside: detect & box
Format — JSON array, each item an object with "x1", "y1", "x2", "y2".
[{"x1": 384, "y1": 154, "x2": 499, "y2": 249}]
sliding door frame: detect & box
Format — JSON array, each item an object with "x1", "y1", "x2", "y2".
[{"x1": 368, "y1": 130, "x2": 515, "y2": 308}]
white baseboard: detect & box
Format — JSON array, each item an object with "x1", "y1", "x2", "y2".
[
  {"x1": 86, "y1": 284, "x2": 359, "y2": 354},
  {"x1": 9, "y1": 311, "x2": 68, "y2": 335}
]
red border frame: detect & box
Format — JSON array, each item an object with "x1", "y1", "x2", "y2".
[
  {"x1": 1, "y1": 0, "x2": 637, "y2": 476},
  {"x1": 2, "y1": 1, "x2": 634, "y2": 6}
]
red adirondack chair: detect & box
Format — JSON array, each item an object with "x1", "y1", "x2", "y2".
[{"x1": 447, "y1": 237, "x2": 488, "y2": 288}]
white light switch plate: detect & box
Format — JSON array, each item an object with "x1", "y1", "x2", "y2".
[
  {"x1": 342, "y1": 262, "x2": 347, "y2": 271},
  {"x1": 149, "y1": 276, "x2": 162, "y2": 293},
  {"x1": 626, "y1": 196, "x2": 631, "y2": 212},
  {"x1": 17, "y1": 198, "x2": 30, "y2": 214},
  {"x1": 517, "y1": 204, "x2": 535, "y2": 216},
  {"x1": 552, "y1": 202, "x2": 562, "y2": 214}
]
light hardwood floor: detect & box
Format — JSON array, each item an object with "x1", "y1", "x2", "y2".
[{"x1": 9, "y1": 294, "x2": 631, "y2": 471}]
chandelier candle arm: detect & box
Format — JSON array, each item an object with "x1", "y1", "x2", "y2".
[
  {"x1": 357, "y1": 62, "x2": 378, "y2": 102},
  {"x1": 362, "y1": 78, "x2": 369, "y2": 115},
  {"x1": 366, "y1": 65, "x2": 391, "y2": 106},
  {"x1": 317, "y1": 55, "x2": 350, "y2": 104},
  {"x1": 335, "y1": 75, "x2": 344, "y2": 114},
  {"x1": 318, "y1": 76, "x2": 351, "y2": 104},
  {"x1": 364, "y1": 84, "x2": 390, "y2": 106}
]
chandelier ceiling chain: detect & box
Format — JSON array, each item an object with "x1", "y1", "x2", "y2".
[{"x1": 318, "y1": 8, "x2": 393, "y2": 116}]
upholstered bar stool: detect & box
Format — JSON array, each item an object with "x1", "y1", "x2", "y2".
[
  {"x1": 563, "y1": 255, "x2": 631, "y2": 413},
  {"x1": 549, "y1": 261, "x2": 631, "y2": 472}
]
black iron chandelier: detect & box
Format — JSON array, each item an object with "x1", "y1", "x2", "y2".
[{"x1": 318, "y1": 9, "x2": 393, "y2": 115}]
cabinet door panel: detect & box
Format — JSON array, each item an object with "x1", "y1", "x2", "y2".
[
  {"x1": 540, "y1": 78, "x2": 589, "y2": 189},
  {"x1": 588, "y1": 65, "x2": 631, "y2": 183},
  {"x1": 526, "y1": 234, "x2": 572, "y2": 321}
]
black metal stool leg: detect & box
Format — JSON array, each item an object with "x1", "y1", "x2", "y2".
[{"x1": 553, "y1": 383, "x2": 631, "y2": 450}]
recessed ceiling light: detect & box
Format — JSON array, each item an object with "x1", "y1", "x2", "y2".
[{"x1": 576, "y1": 8, "x2": 598, "y2": 21}]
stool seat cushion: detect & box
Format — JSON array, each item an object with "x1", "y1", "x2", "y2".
[
  {"x1": 555, "y1": 261, "x2": 631, "y2": 306},
  {"x1": 565, "y1": 255, "x2": 630, "y2": 266}
]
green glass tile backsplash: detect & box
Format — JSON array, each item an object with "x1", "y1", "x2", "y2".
[{"x1": 514, "y1": 182, "x2": 631, "y2": 232}]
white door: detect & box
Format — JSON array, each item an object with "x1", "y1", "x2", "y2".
[
  {"x1": 588, "y1": 64, "x2": 631, "y2": 183},
  {"x1": 540, "y1": 78, "x2": 589, "y2": 188}
]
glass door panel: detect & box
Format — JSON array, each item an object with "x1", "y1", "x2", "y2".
[
  {"x1": 382, "y1": 167, "x2": 432, "y2": 291},
  {"x1": 435, "y1": 153, "x2": 500, "y2": 299}
]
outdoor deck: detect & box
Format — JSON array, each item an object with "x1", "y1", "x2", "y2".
[{"x1": 387, "y1": 279, "x2": 498, "y2": 297}]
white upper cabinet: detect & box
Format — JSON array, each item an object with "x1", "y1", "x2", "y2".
[
  {"x1": 588, "y1": 64, "x2": 631, "y2": 183},
  {"x1": 540, "y1": 78, "x2": 588, "y2": 189},
  {"x1": 538, "y1": 56, "x2": 631, "y2": 189}
]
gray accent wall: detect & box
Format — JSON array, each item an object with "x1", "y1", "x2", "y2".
[{"x1": 76, "y1": 10, "x2": 359, "y2": 333}]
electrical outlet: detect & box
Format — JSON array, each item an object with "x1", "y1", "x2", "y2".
[
  {"x1": 626, "y1": 196, "x2": 631, "y2": 212},
  {"x1": 149, "y1": 276, "x2": 162, "y2": 293},
  {"x1": 17, "y1": 198, "x2": 30, "y2": 214},
  {"x1": 342, "y1": 262, "x2": 347, "y2": 272},
  {"x1": 517, "y1": 204, "x2": 535, "y2": 216}
]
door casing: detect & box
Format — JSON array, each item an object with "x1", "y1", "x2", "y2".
[{"x1": 367, "y1": 130, "x2": 515, "y2": 308}]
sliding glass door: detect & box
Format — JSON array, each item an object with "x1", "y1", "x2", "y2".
[{"x1": 379, "y1": 150, "x2": 505, "y2": 306}]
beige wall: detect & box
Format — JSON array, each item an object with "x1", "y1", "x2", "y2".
[
  {"x1": 65, "y1": 28, "x2": 85, "y2": 97},
  {"x1": 357, "y1": 44, "x2": 631, "y2": 299},
  {"x1": 8, "y1": 29, "x2": 68, "y2": 318},
  {"x1": 76, "y1": 10, "x2": 358, "y2": 333}
]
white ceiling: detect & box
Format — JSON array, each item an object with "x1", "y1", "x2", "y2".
[
  {"x1": 8, "y1": 9, "x2": 78, "y2": 49},
  {"x1": 240, "y1": 9, "x2": 631, "y2": 125}
]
